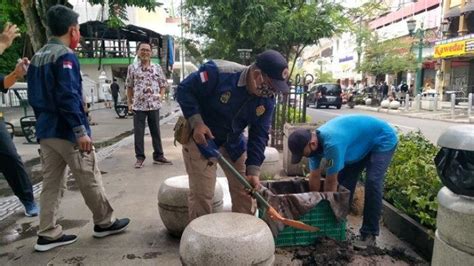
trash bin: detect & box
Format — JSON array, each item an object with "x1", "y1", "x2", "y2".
[{"x1": 435, "y1": 125, "x2": 474, "y2": 197}]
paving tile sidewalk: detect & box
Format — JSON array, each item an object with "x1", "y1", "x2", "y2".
[
  {"x1": 9, "y1": 100, "x2": 180, "y2": 164},
  {"x1": 354, "y1": 104, "x2": 473, "y2": 124},
  {"x1": 0, "y1": 101, "x2": 180, "y2": 221}
]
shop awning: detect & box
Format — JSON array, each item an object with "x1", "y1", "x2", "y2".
[
  {"x1": 79, "y1": 21, "x2": 162, "y2": 42},
  {"x1": 444, "y1": 7, "x2": 461, "y2": 19}
]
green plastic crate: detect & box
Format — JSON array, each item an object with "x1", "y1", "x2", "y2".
[{"x1": 262, "y1": 200, "x2": 346, "y2": 247}]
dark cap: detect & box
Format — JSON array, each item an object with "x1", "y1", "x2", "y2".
[
  {"x1": 256, "y1": 49, "x2": 290, "y2": 93},
  {"x1": 288, "y1": 129, "x2": 312, "y2": 164}
]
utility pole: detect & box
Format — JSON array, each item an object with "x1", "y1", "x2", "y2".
[{"x1": 180, "y1": 0, "x2": 185, "y2": 81}]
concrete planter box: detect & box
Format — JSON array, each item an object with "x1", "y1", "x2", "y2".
[
  {"x1": 421, "y1": 99, "x2": 437, "y2": 111},
  {"x1": 283, "y1": 123, "x2": 319, "y2": 176},
  {"x1": 382, "y1": 199, "x2": 434, "y2": 261}
]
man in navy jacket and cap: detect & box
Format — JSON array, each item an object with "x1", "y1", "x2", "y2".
[{"x1": 177, "y1": 50, "x2": 289, "y2": 220}]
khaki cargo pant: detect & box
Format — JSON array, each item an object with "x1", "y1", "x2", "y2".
[
  {"x1": 38, "y1": 138, "x2": 115, "y2": 240},
  {"x1": 183, "y1": 138, "x2": 255, "y2": 221}
]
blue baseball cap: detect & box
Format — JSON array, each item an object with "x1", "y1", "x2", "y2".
[
  {"x1": 256, "y1": 49, "x2": 290, "y2": 93},
  {"x1": 288, "y1": 129, "x2": 312, "y2": 164}
]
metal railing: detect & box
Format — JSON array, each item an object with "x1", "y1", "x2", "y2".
[{"x1": 270, "y1": 74, "x2": 312, "y2": 150}]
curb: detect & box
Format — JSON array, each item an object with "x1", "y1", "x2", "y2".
[
  {"x1": 354, "y1": 105, "x2": 472, "y2": 124},
  {"x1": 382, "y1": 199, "x2": 434, "y2": 261}
]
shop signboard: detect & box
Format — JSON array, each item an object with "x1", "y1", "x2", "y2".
[{"x1": 433, "y1": 39, "x2": 474, "y2": 58}]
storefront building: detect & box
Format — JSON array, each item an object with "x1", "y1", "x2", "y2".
[
  {"x1": 435, "y1": 0, "x2": 474, "y2": 99},
  {"x1": 370, "y1": 0, "x2": 441, "y2": 90}
]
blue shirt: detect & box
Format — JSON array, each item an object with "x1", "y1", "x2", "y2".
[
  {"x1": 27, "y1": 38, "x2": 90, "y2": 143},
  {"x1": 309, "y1": 115, "x2": 398, "y2": 175},
  {"x1": 176, "y1": 60, "x2": 275, "y2": 172}
]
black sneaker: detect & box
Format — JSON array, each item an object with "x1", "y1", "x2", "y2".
[
  {"x1": 353, "y1": 234, "x2": 376, "y2": 250},
  {"x1": 153, "y1": 156, "x2": 172, "y2": 165},
  {"x1": 34, "y1": 234, "x2": 78, "y2": 252},
  {"x1": 93, "y1": 218, "x2": 130, "y2": 238}
]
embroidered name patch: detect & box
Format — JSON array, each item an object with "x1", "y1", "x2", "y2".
[
  {"x1": 256, "y1": 105, "x2": 265, "y2": 116},
  {"x1": 220, "y1": 91, "x2": 231, "y2": 103}
]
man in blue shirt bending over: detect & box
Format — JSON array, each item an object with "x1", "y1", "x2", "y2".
[{"x1": 288, "y1": 114, "x2": 398, "y2": 249}]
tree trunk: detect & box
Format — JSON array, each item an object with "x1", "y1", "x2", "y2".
[{"x1": 20, "y1": 0, "x2": 47, "y2": 52}]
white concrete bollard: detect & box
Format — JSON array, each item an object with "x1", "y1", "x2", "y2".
[
  {"x1": 260, "y1": 146, "x2": 280, "y2": 178},
  {"x1": 433, "y1": 94, "x2": 439, "y2": 111},
  {"x1": 415, "y1": 94, "x2": 421, "y2": 111},
  {"x1": 405, "y1": 95, "x2": 410, "y2": 111},
  {"x1": 158, "y1": 175, "x2": 224, "y2": 237},
  {"x1": 180, "y1": 212, "x2": 275, "y2": 266},
  {"x1": 468, "y1": 93, "x2": 473, "y2": 118},
  {"x1": 381, "y1": 99, "x2": 390, "y2": 109},
  {"x1": 451, "y1": 93, "x2": 456, "y2": 118}
]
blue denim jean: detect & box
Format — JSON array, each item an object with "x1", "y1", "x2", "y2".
[
  {"x1": 337, "y1": 147, "x2": 396, "y2": 236},
  {"x1": 0, "y1": 121, "x2": 34, "y2": 203}
]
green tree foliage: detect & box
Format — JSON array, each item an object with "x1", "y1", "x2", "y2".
[
  {"x1": 359, "y1": 33, "x2": 416, "y2": 76},
  {"x1": 348, "y1": 2, "x2": 388, "y2": 73},
  {"x1": 384, "y1": 131, "x2": 442, "y2": 230},
  {"x1": 19, "y1": 0, "x2": 161, "y2": 52},
  {"x1": 183, "y1": 0, "x2": 350, "y2": 75},
  {"x1": 0, "y1": 1, "x2": 26, "y2": 75},
  {"x1": 314, "y1": 69, "x2": 334, "y2": 83}
]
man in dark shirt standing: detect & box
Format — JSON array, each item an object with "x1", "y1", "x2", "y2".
[{"x1": 110, "y1": 78, "x2": 120, "y2": 107}]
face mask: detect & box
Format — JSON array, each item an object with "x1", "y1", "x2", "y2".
[
  {"x1": 308, "y1": 149, "x2": 319, "y2": 157},
  {"x1": 255, "y1": 82, "x2": 275, "y2": 98},
  {"x1": 307, "y1": 142, "x2": 320, "y2": 158},
  {"x1": 69, "y1": 28, "x2": 80, "y2": 50}
]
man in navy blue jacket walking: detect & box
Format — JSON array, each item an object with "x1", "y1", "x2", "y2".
[{"x1": 27, "y1": 5, "x2": 129, "y2": 252}]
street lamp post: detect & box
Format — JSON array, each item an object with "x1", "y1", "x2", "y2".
[
  {"x1": 407, "y1": 18, "x2": 425, "y2": 96},
  {"x1": 237, "y1": 49, "x2": 252, "y2": 65}
]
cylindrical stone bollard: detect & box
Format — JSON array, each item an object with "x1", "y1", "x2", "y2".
[
  {"x1": 260, "y1": 146, "x2": 280, "y2": 178},
  {"x1": 432, "y1": 187, "x2": 474, "y2": 265},
  {"x1": 158, "y1": 175, "x2": 224, "y2": 237},
  {"x1": 365, "y1": 98, "x2": 372, "y2": 106},
  {"x1": 180, "y1": 212, "x2": 275, "y2": 266},
  {"x1": 381, "y1": 99, "x2": 390, "y2": 108},
  {"x1": 389, "y1": 100, "x2": 400, "y2": 110}
]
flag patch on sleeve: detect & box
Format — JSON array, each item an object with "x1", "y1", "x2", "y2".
[
  {"x1": 200, "y1": 71, "x2": 208, "y2": 83},
  {"x1": 63, "y1": 60, "x2": 73, "y2": 69}
]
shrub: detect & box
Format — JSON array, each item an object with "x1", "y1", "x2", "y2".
[
  {"x1": 274, "y1": 104, "x2": 312, "y2": 129},
  {"x1": 384, "y1": 131, "x2": 442, "y2": 230}
]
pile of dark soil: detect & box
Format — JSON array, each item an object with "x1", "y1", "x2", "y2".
[{"x1": 288, "y1": 236, "x2": 426, "y2": 265}]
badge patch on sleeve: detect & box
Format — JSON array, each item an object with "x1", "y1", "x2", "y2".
[
  {"x1": 63, "y1": 60, "x2": 73, "y2": 69},
  {"x1": 220, "y1": 91, "x2": 231, "y2": 103},
  {"x1": 256, "y1": 105, "x2": 265, "y2": 116},
  {"x1": 200, "y1": 71, "x2": 208, "y2": 83}
]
